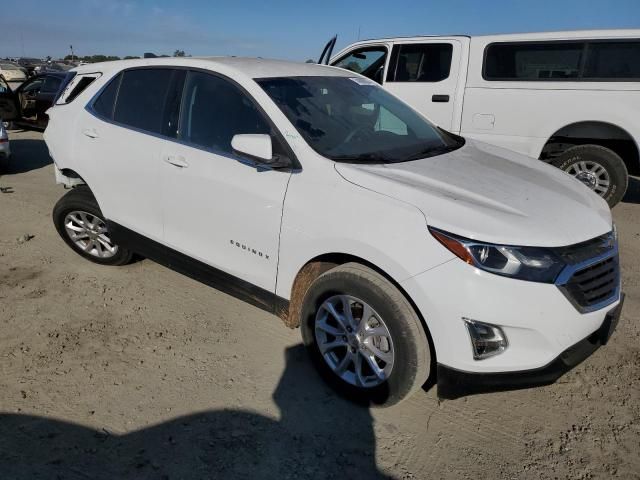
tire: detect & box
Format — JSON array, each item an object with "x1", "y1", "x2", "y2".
[
  {"x1": 52, "y1": 186, "x2": 133, "y2": 266},
  {"x1": 551, "y1": 145, "x2": 628, "y2": 207},
  {"x1": 300, "y1": 262, "x2": 431, "y2": 407}
]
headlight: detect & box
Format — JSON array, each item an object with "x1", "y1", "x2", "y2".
[{"x1": 429, "y1": 227, "x2": 565, "y2": 283}]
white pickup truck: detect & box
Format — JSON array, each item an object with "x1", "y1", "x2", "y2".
[{"x1": 322, "y1": 30, "x2": 640, "y2": 206}]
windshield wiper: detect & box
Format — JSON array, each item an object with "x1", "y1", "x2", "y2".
[
  {"x1": 330, "y1": 153, "x2": 394, "y2": 164},
  {"x1": 405, "y1": 144, "x2": 461, "y2": 161}
]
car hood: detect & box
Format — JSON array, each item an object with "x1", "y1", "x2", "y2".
[{"x1": 334, "y1": 139, "x2": 612, "y2": 247}]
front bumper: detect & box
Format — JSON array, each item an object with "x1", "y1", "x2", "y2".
[
  {"x1": 401, "y1": 256, "x2": 623, "y2": 390},
  {"x1": 437, "y1": 295, "x2": 623, "y2": 399}
]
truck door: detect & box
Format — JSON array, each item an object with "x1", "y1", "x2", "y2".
[{"x1": 383, "y1": 39, "x2": 464, "y2": 131}]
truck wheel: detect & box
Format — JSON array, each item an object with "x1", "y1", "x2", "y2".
[
  {"x1": 52, "y1": 186, "x2": 133, "y2": 266},
  {"x1": 551, "y1": 145, "x2": 628, "y2": 207},
  {"x1": 300, "y1": 262, "x2": 431, "y2": 407}
]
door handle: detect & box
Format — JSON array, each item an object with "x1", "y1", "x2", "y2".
[
  {"x1": 431, "y1": 94, "x2": 450, "y2": 103},
  {"x1": 164, "y1": 155, "x2": 189, "y2": 168},
  {"x1": 82, "y1": 128, "x2": 99, "y2": 138}
]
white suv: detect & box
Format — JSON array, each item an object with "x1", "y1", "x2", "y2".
[
  {"x1": 44, "y1": 58, "x2": 623, "y2": 405},
  {"x1": 325, "y1": 30, "x2": 640, "y2": 207}
]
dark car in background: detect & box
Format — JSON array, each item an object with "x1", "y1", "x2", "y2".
[
  {"x1": 17, "y1": 58, "x2": 43, "y2": 77},
  {"x1": 0, "y1": 72, "x2": 70, "y2": 130}
]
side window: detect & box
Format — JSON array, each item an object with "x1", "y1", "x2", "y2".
[
  {"x1": 332, "y1": 47, "x2": 388, "y2": 84},
  {"x1": 92, "y1": 73, "x2": 121, "y2": 120},
  {"x1": 584, "y1": 41, "x2": 640, "y2": 79},
  {"x1": 387, "y1": 43, "x2": 453, "y2": 82},
  {"x1": 21, "y1": 77, "x2": 44, "y2": 94},
  {"x1": 0, "y1": 77, "x2": 9, "y2": 94},
  {"x1": 179, "y1": 71, "x2": 270, "y2": 155},
  {"x1": 113, "y1": 68, "x2": 186, "y2": 137},
  {"x1": 57, "y1": 74, "x2": 101, "y2": 105},
  {"x1": 42, "y1": 76, "x2": 63, "y2": 93},
  {"x1": 484, "y1": 42, "x2": 584, "y2": 80}
]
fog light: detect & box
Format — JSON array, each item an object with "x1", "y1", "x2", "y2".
[{"x1": 463, "y1": 318, "x2": 508, "y2": 360}]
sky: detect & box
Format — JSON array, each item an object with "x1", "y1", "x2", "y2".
[{"x1": 1, "y1": 0, "x2": 639, "y2": 61}]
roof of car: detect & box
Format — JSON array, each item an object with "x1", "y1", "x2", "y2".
[
  {"x1": 340, "y1": 29, "x2": 640, "y2": 47},
  {"x1": 72, "y1": 57, "x2": 352, "y2": 79}
]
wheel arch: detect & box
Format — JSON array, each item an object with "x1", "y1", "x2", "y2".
[
  {"x1": 539, "y1": 120, "x2": 640, "y2": 174},
  {"x1": 279, "y1": 252, "x2": 437, "y2": 388},
  {"x1": 55, "y1": 166, "x2": 87, "y2": 187}
]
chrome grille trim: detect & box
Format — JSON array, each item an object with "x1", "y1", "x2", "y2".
[{"x1": 555, "y1": 233, "x2": 620, "y2": 314}]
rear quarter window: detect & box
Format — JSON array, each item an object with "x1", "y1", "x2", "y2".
[{"x1": 57, "y1": 73, "x2": 101, "y2": 105}]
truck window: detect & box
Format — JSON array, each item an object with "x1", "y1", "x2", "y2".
[
  {"x1": 332, "y1": 47, "x2": 388, "y2": 84},
  {"x1": 386, "y1": 43, "x2": 453, "y2": 82},
  {"x1": 484, "y1": 42, "x2": 584, "y2": 80},
  {"x1": 583, "y1": 41, "x2": 640, "y2": 79}
]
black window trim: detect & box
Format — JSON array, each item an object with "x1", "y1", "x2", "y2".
[
  {"x1": 386, "y1": 42, "x2": 454, "y2": 83},
  {"x1": 85, "y1": 65, "x2": 300, "y2": 171},
  {"x1": 482, "y1": 38, "x2": 640, "y2": 82}
]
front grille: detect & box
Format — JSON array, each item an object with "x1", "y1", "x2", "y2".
[{"x1": 558, "y1": 255, "x2": 620, "y2": 312}]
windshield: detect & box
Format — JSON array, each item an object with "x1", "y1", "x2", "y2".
[
  {"x1": 257, "y1": 76, "x2": 463, "y2": 163},
  {"x1": 0, "y1": 63, "x2": 19, "y2": 70}
]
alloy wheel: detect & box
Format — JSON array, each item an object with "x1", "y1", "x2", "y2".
[
  {"x1": 314, "y1": 294, "x2": 395, "y2": 388},
  {"x1": 63, "y1": 210, "x2": 118, "y2": 259}
]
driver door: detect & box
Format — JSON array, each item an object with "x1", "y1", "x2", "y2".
[{"x1": 0, "y1": 77, "x2": 18, "y2": 121}]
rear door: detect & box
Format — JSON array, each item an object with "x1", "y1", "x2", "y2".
[
  {"x1": 0, "y1": 77, "x2": 18, "y2": 121},
  {"x1": 383, "y1": 39, "x2": 463, "y2": 130},
  {"x1": 79, "y1": 68, "x2": 185, "y2": 242}
]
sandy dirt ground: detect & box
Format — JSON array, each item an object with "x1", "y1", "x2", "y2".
[{"x1": 0, "y1": 129, "x2": 639, "y2": 479}]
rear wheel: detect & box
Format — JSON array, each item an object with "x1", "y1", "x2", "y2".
[
  {"x1": 52, "y1": 187, "x2": 133, "y2": 266},
  {"x1": 551, "y1": 145, "x2": 628, "y2": 207},
  {"x1": 300, "y1": 263, "x2": 431, "y2": 407}
]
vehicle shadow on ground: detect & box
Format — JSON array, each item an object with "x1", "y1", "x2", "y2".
[
  {"x1": 622, "y1": 176, "x2": 640, "y2": 205},
  {"x1": 0, "y1": 345, "x2": 390, "y2": 480},
  {"x1": 2, "y1": 137, "x2": 52, "y2": 175}
]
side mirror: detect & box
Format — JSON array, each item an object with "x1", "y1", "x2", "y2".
[{"x1": 231, "y1": 133, "x2": 273, "y2": 162}]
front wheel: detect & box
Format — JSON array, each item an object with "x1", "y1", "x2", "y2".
[
  {"x1": 300, "y1": 263, "x2": 431, "y2": 407},
  {"x1": 551, "y1": 145, "x2": 628, "y2": 207}
]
